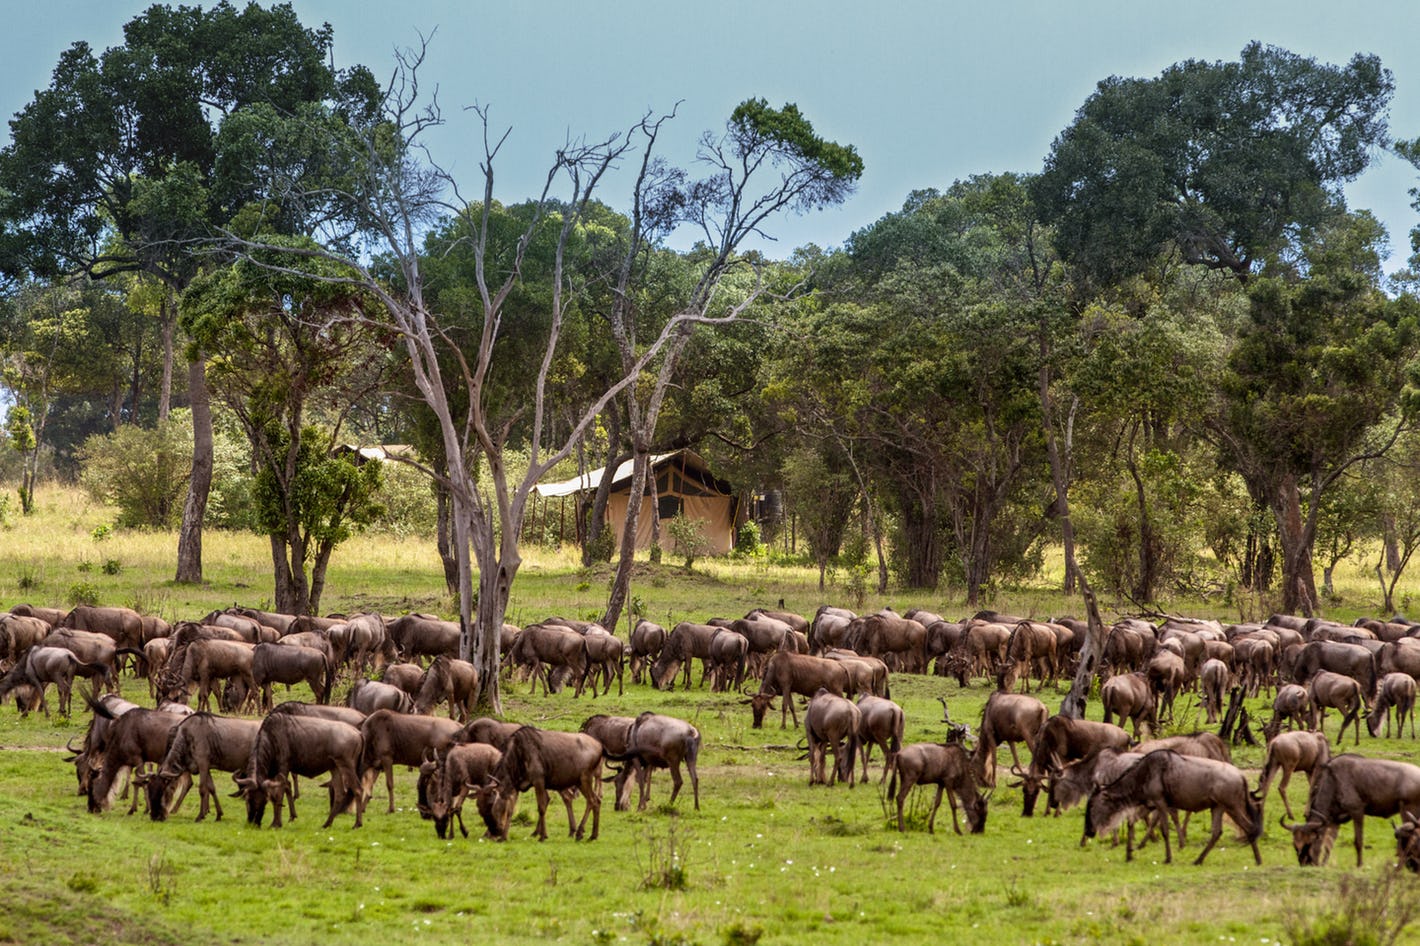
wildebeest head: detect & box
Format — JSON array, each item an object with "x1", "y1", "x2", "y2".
[
  {"x1": 472, "y1": 777, "x2": 517, "y2": 841},
  {"x1": 234, "y1": 773, "x2": 288, "y2": 827},
  {"x1": 1396, "y1": 813, "x2": 1420, "y2": 872},
  {"x1": 1082, "y1": 787, "x2": 1136, "y2": 843},
  {"x1": 417, "y1": 750, "x2": 456, "y2": 840},
  {"x1": 745, "y1": 692, "x2": 775, "y2": 729},
  {"x1": 963, "y1": 786, "x2": 989, "y2": 834},
  {"x1": 1009, "y1": 761, "x2": 1055, "y2": 817},
  {"x1": 138, "y1": 768, "x2": 180, "y2": 822},
  {"x1": 649, "y1": 655, "x2": 681, "y2": 691},
  {"x1": 1284, "y1": 816, "x2": 1337, "y2": 866}
]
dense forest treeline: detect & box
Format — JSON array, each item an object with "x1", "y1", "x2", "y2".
[{"x1": 2, "y1": 3, "x2": 1419, "y2": 709}]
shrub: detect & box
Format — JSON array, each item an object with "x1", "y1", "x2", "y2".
[
  {"x1": 77, "y1": 416, "x2": 191, "y2": 529},
  {"x1": 67, "y1": 580, "x2": 99, "y2": 607},
  {"x1": 666, "y1": 515, "x2": 712, "y2": 572},
  {"x1": 1285, "y1": 869, "x2": 1420, "y2": 946},
  {"x1": 368, "y1": 462, "x2": 438, "y2": 537}
]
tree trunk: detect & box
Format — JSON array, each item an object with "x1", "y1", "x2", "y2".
[
  {"x1": 900, "y1": 496, "x2": 942, "y2": 590},
  {"x1": 1273, "y1": 474, "x2": 1318, "y2": 616},
  {"x1": 435, "y1": 476, "x2": 459, "y2": 594},
  {"x1": 1126, "y1": 440, "x2": 1158, "y2": 604},
  {"x1": 175, "y1": 356, "x2": 212, "y2": 584},
  {"x1": 603, "y1": 448, "x2": 650, "y2": 632},
  {"x1": 582, "y1": 409, "x2": 622, "y2": 566},
  {"x1": 157, "y1": 294, "x2": 175, "y2": 424},
  {"x1": 1384, "y1": 512, "x2": 1402, "y2": 575}
]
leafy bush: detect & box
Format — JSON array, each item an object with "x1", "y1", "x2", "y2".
[
  {"x1": 666, "y1": 515, "x2": 713, "y2": 572},
  {"x1": 67, "y1": 580, "x2": 99, "y2": 607},
  {"x1": 367, "y1": 461, "x2": 437, "y2": 537},
  {"x1": 734, "y1": 519, "x2": 763, "y2": 555},
  {"x1": 1285, "y1": 869, "x2": 1420, "y2": 946},
  {"x1": 77, "y1": 415, "x2": 191, "y2": 528}
]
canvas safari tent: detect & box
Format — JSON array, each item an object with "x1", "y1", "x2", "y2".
[{"x1": 533, "y1": 449, "x2": 742, "y2": 555}]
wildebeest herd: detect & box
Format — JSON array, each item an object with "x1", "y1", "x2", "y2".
[{"x1": 3, "y1": 601, "x2": 1420, "y2": 870}]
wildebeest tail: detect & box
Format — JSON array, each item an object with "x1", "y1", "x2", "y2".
[
  {"x1": 887, "y1": 764, "x2": 898, "y2": 799},
  {"x1": 117, "y1": 647, "x2": 148, "y2": 677},
  {"x1": 321, "y1": 653, "x2": 335, "y2": 704},
  {"x1": 1243, "y1": 790, "x2": 1264, "y2": 844}
]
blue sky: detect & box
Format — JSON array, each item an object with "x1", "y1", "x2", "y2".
[{"x1": 9, "y1": 1, "x2": 1420, "y2": 269}]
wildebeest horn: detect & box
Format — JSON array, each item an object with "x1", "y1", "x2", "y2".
[{"x1": 65, "y1": 736, "x2": 83, "y2": 754}]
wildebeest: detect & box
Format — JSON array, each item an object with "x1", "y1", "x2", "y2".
[
  {"x1": 1293, "y1": 640, "x2": 1378, "y2": 701},
  {"x1": 1015, "y1": 716, "x2": 1131, "y2": 816},
  {"x1": 704, "y1": 628, "x2": 749, "y2": 693},
  {"x1": 1084, "y1": 750, "x2": 1262, "y2": 866},
  {"x1": 252, "y1": 642, "x2": 330, "y2": 713},
  {"x1": 1306, "y1": 670, "x2": 1366, "y2": 746},
  {"x1": 809, "y1": 606, "x2": 856, "y2": 654},
  {"x1": 1270, "y1": 683, "x2": 1315, "y2": 733},
  {"x1": 649, "y1": 622, "x2": 720, "y2": 690},
  {"x1": 347, "y1": 678, "x2": 415, "y2": 715},
  {"x1": 612, "y1": 712, "x2": 701, "y2": 811},
  {"x1": 458, "y1": 716, "x2": 523, "y2": 752},
  {"x1": 1367, "y1": 672, "x2": 1416, "y2": 739},
  {"x1": 743, "y1": 652, "x2": 852, "y2": 729},
  {"x1": 1000, "y1": 621, "x2": 1059, "y2": 692},
  {"x1": 973, "y1": 691, "x2": 1048, "y2": 787},
  {"x1": 0, "y1": 645, "x2": 109, "y2": 717},
  {"x1": 1100, "y1": 672, "x2": 1157, "y2": 739},
  {"x1": 823, "y1": 649, "x2": 890, "y2": 698},
  {"x1": 413, "y1": 655, "x2": 478, "y2": 720},
  {"x1": 507, "y1": 623, "x2": 589, "y2": 697},
  {"x1": 1285, "y1": 754, "x2": 1420, "y2": 867},
  {"x1": 359, "y1": 709, "x2": 463, "y2": 813},
  {"x1": 0, "y1": 613, "x2": 50, "y2": 664},
  {"x1": 417, "y1": 743, "x2": 502, "y2": 838},
  {"x1": 331, "y1": 613, "x2": 393, "y2": 671},
  {"x1": 1199, "y1": 658, "x2": 1230, "y2": 725},
  {"x1": 141, "y1": 713, "x2": 262, "y2": 822},
  {"x1": 1049, "y1": 747, "x2": 1143, "y2": 815},
  {"x1": 888, "y1": 741, "x2": 988, "y2": 834},
  {"x1": 855, "y1": 694, "x2": 904, "y2": 784},
  {"x1": 580, "y1": 626, "x2": 625, "y2": 697},
  {"x1": 845, "y1": 611, "x2": 928, "y2": 673},
  {"x1": 85, "y1": 699, "x2": 190, "y2": 814},
  {"x1": 580, "y1": 714, "x2": 639, "y2": 810},
  {"x1": 379, "y1": 661, "x2": 426, "y2": 697},
  {"x1": 474, "y1": 725, "x2": 603, "y2": 842},
  {"x1": 1255, "y1": 730, "x2": 1330, "y2": 821},
  {"x1": 234, "y1": 712, "x2": 366, "y2": 829},
  {"x1": 628, "y1": 620, "x2": 666, "y2": 685},
  {"x1": 59, "y1": 605, "x2": 145, "y2": 649},
  {"x1": 804, "y1": 689, "x2": 861, "y2": 787},
  {"x1": 1146, "y1": 649, "x2": 1187, "y2": 722},
  {"x1": 166, "y1": 638, "x2": 257, "y2": 713}
]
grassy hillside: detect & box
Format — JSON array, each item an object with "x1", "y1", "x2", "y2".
[{"x1": 0, "y1": 486, "x2": 1417, "y2": 946}]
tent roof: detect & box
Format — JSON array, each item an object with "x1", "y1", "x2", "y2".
[{"x1": 533, "y1": 449, "x2": 730, "y2": 498}]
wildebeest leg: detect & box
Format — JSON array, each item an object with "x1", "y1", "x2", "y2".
[
  {"x1": 1353, "y1": 817, "x2": 1365, "y2": 868},
  {"x1": 200, "y1": 768, "x2": 220, "y2": 821},
  {"x1": 946, "y1": 785, "x2": 964, "y2": 835},
  {"x1": 927, "y1": 784, "x2": 945, "y2": 834},
  {"x1": 579, "y1": 775, "x2": 602, "y2": 841},
  {"x1": 384, "y1": 762, "x2": 397, "y2": 813},
  {"x1": 1192, "y1": 807, "x2": 1225, "y2": 866},
  {"x1": 637, "y1": 764, "x2": 654, "y2": 811},
  {"x1": 1276, "y1": 766, "x2": 1295, "y2": 821},
  {"x1": 1157, "y1": 803, "x2": 1174, "y2": 864},
  {"x1": 167, "y1": 772, "x2": 193, "y2": 816},
  {"x1": 687, "y1": 756, "x2": 699, "y2": 811}
]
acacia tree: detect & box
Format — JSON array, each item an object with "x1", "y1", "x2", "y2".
[{"x1": 0, "y1": 2, "x2": 376, "y2": 581}]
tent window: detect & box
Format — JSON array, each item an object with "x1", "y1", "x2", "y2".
[{"x1": 658, "y1": 496, "x2": 682, "y2": 520}]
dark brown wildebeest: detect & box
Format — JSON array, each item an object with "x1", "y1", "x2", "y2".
[
  {"x1": 379, "y1": 661, "x2": 426, "y2": 697},
  {"x1": 1397, "y1": 811, "x2": 1420, "y2": 872},
  {"x1": 348, "y1": 678, "x2": 415, "y2": 715},
  {"x1": 1307, "y1": 670, "x2": 1366, "y2": 746},
  {"x1": 507, "y1": 623, "x2": 589, "y2": 697},
  {"x1": 474, "y1": 725, "x2": 603, "y2": 842},
  {"x1": 142, "y1": 638, "x2": 171, "y2": 699},
  {"x1": 414, "y1": 655, "x2": 478, "y2": 720},
  {"x1": 1256, "y1": 730, "x2": 1330, "y2": 821},
  {"x1": 1285, "y1": 754, "x2": 1420, "y2": 867},
  {"x1": 458, "y1": 716, "x2": 522, "y2": 751},
  {"x1": 331, "y1": 613, "x2": 393, "y2": 671},
  {"x1": 63, "y1": 691, "x2": 148, "y2": 797},
  {"x1": 924, "y1": 620, "x2": 966, "y2": 676},
  {"x1": 10, "y1": 603, "x2": 64, "y2": 626},
  {"x1": 1049, "y1": 748, "x2": 1143, "y2": 815},
  {"x1": 628, "y1": 619, "x2": 666, "y2": 685},
  {"x1": 650, "y1": 622, "x2": 721, "y2": 691},
  {"x1": 1133, "y1": 731, "x2": 1232, "y2": 763},
  {"x1": 0, "y1": 645, "x2": 110, "y2": 717},
  {"x1": 0, "y1": 613, "x2": 50, "y2": 664},
  {"x1": 359, "y1": 708, "x2": 462, "y2": 813},
  {"x1": 140, "y1": 713, "x2": 262, "y2": 822},
  {"x1": 40, "y1": 628, "x2": 131, "y2": 693},
  {"x1": 1293, "y1": 640, "x2": 1378, "y2": 701},
  {"x1": 1084, "y1": 750, "x2": 1263, "y2": 866},
  {"x1": 804, "y1": 689, "x2": 860, "y2": 787},
  {"x1": 580, "y1": 714, "x2": 639, "y2": 810},
  {"x1": 888, "y1": 741, "x2": 988, "y2": 834},
  {"x1": 1270, "y1": 683, "x2": 1315, "y2": 733},
  {"x1": 732, "y1": 611, "x2": 794, "y2": 675},
  {"x1": 746, "y1": 607, "x2": 809, "y2": 633},
  {"x1": 743, "y1": 652, "x2": 853, "y2": 729},
  {"x1": 808, "y1": 606, "x2": 856, "y2": 654},
  {"x1": 1014, "y1": 716, "x2": 1131, "y2": 816},
  {"x1": 955, "y1": 619, "x2": 1012, "y2": 683},
  {"x1": 1101, "y1": 620, "x2": 1155, "y2": 677},
  {"x1": 235, "y1": 712, "x2": 366, "y2": 829},
  {"x1": 1001, "y1": 621, "x2": 1059, "y2": 692},
  {"x1": 252, "y1": 642, "x2": 330, "y2": 713},
  {"x1": 85, "y1": 699, "x2": 190, "y2": 814},
  {"x1": 270, "y1": 701, "x2": 367, "y2": 726},
  {"x1": 973, "y1": 691, "x2": 1049, "y2": 788},
  {"x1": 612, "y1": 712, "x2": 701, "y2": 811},
  {"x1": 166, "y1": 638, "x2": 257, "y2": 713},
  {"x1": 386, "y1": 613, "x2": 458, "y2": 663},
  {"x1": 417, "y1": 743, "x2": 503, "y2": 839},
  {"x1": 705, "y1": 628, "x2": 749, "y2": 693},
  {"x1": 1367, "y1": 671, "x2": 1416, "y2": 739},
  {"x1": 1146, "y1": 649, "x2": 1187, "y2": 722},
  {"x1": 855, "y1": 694, "x2": 904, "y2": 784},
  {"x1": 823, "y1": 648, "x2": 890, "y2": 698},
  {"x1": 59, "y1": 605, "x2": 145, "y2": 650},
  {"x1": 1100, "y1": 672, "x2": 1157, "y2": 739},
  {"x1": 1199, "y1": 658, "x2": 1230, "y2": 725},
  {"x1": 845, "y1": 611, "x2": 928, "y2": 674},
  {"x1": 232, "y1": 607, "x2": 300, "y2": 635},
  {"x1": 1233, "y1": 635, "x2": 1276, "y2": 697},
  {"x1": 580, "y1": 626, "x2": 624, "y2": 697}
]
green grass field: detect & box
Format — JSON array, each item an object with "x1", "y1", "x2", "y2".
[{"x1": 1, "y1": 487, "x2": 1418, "y2": 946}]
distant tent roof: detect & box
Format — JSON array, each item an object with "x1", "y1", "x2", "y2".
[
  {"x1": 334, "y1": 444, "x2": 419, "y2": 464},
  {"x1": 533, "y1": 449, "x2": 732, "y2": 498}
]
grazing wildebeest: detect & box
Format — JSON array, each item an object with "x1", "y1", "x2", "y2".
[
  {"x1": 167, "y1": 638, "x2": 257, "y2": 713},
  {"x1": 508, "y1": 623, "x2": 590, "y2": 697},
  {"x1": 1199, "y1": 658, "x2": 1230, "y2": 725},
  {"x1": 705, "y1": 628, "x2": 749, "y2": 693},
  {"x1": 855, "y1": 694, "x2": 904, "y2": 784},
  {"x1": 649, "y1": 622, "x2": 720, "y2": 691},
  {"x1": 743, "y1": 652, "x2": 852, "y2": 729},
  {"x1": 140, "y1": 713, "x2": 262, "y2": 822},
  {"x1": 888, "y1": 741, "x2": 988, "y2": 835},
  {"x1": 1083, "y1": 750, "x2": 1263, "y2": 866},
  {"x1": 612, "y1": 712, "x2": 701, "y2": 811},
  {"x1": 1015, "y1": 716, "x2": 1131, "y2": 816},
  {"x1": 417, "y1": 743, "x2": 503, "y2": 839},
  {"x1": 235, "y1": 712, "x2": 366, "y2": 829},
  {"x1": 85, "y1": 699, "x2": 190, "y2": 814},
  {"x1": 474, "y1": 726, "x2": 603, "y2": 842},
  {"x1": 973, "y1": 691, "x2": 1048, "y2": 787},
  {"x1": 1270, "y1": 683, "x2": 1315, "y2": 733},
  {"x1": 359, "y1": 709, "x2": 463, "y2": 813},
  {"x1": 580, "y1": 714, "x2": 639, "y2": 810},
  {"x1": 1000, "y1": 621, "x2": 1060, "y2": 692},
  {"x1": 0, "y1": 645, "x2": 109, "y2": 717},
  {"x1": 379, "y1": 662, "x2": 426, "y2": 697},
  {"x1": 1368, "y1": 672, "x2": 1417, "y2": 739},
  {"x1": 1292, "y1": 640, "x2": 1378, "y2": 701},
  {"x1": 1255, "y1": 730, "x2": 1330, "y2": 821},
  {"x1": 804, "y1": 689, "x2": 861, "y2": 787},
  {"x1": 1049, "y1": 748, "x2": 1143, "y2": 816},
  {"x1": 386, "y1": 613, "x2": 459, "y2": 663},
  {"x1": 628, "y1": 620, "x2": 666, "y2": 685},
  {"x1": 414, "y1": 655, "x2": 478, "y2": 721},
  {"x1": 1285, "y1": 754, "x2": 1420, "y2": 867},
  {"x1": 347, "y1": 678, "x2": 415, "y2": 715}
]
